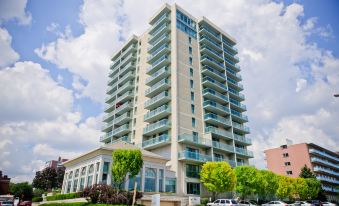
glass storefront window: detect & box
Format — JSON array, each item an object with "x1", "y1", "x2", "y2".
[
  {"x1": 144, "y1": 168, "x2": 156, "y2": 192},
  {"x1": 72, "y1": 179, "x2": 78, "y2": 192},
  {"x1": 187, "y1": 182, "x2": 200, "y2": 195},
  {"x1": 165, "y1": 178, "x2": 176, "y2": 193}
]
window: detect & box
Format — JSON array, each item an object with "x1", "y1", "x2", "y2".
[
  {"x1": 75, "y1": 169, "x2": 79, "y2": 178},
  {"x1": 81, "y1": 167, "x2": 86, "y2": 176},
  {"x1": 191, "y1": 104, "x2": 195, "y2": 114},
  {"x1": 96, "y1": 162, "x2": 100, "y2": 172},
  {"x1": 186, "y1": 164, "x2": 200, "y2": 178},
  {"x1": 214, "y1": 153, "x2": 224, "y2": 161},
  {"x1": 165, "y1": 178, "x2": 176, "y2": 193},
  {"x1": 190, "y1": 80, "x2": 194, "y2": 89},
  {"x1": 192, "y1": 118, "x2": 196, "y2": 127},
  {"x1": 283, "y1": 153, "x2": 289, "y2": 157},
  {"x1": 189, "y1": 68, "x2": 193, "y2": 77},
  {"x1": 190, "y1": 92, "x2": 194, "y2": 102},
  {"x1": 188, "y1": 36, "x2": 192, "y2": 44},
  {"x1": 86, "y1": 175, "x2": 93, "y2": 187},
  {"x1": 68, "y1": 171, "x2": 73, "y2": 179},
  {"x1": 128, "y1": 172, "x2": 141, "y2": 191},
  {"x1": 284, "y1": 162, "x2": 291, "y2": 166},
  {"x1": 189, "y1": 57, "x2": 193, "y2": 65},
  {"x1": 286, "y1": 171, "x2": 293, "y2": 175},
  {"x1": 72, "y1": 179, "x2": 78, "y2": 192},
  {"x1": 187, "y1": 182, "x2": 200, "y2": 195},
  {"x1": 189, "y1": 46, "x2": 192, "y2": 55},
  {"x1": 79, "y1": 177, "x2": 85, "y2": 191},
  {"x1": 88, "y1": 164, "x2": 94, "y2": 174},
  {"x1": 144, "y1": 168, "x2": 156, "y2": 192},
  {"x1": 159, "y1": 169, "x2": 164, "y2": 192}
]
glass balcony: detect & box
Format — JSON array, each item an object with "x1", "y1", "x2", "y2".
[
  {"x1": 322, "y1": 186, "x2": 339, "y2": 193},
  {"x1": 316, "y1": 176, "x2": 339, "y2": 184},
  {"x1": 223, "y1": 48, "x2": 239, "y2": 63},
  {"x1": 116, "y1": 91, "x2": 134, "y2": 103},
  {"x1": 178, "y1": 134, "x2": 212, "y2": 148},
  {"x1": 112, "y1": 135, "x2": 131, "y2": 143},
  {"x1": 105, "y1": 92, "x2": 116, "y2": 104},
  {"x1": 311, "y1": 157, "x2": 339, "y2": 169},
  {"x1": 114, "y1": 112, "x2": 131, "y2": 126},
  {"x1": 147, "y1": 44, "x2": 171, "y2": 64},
  {"x1": 109, "y1": 69, "x2": 119, "y2": 81},
  {"x1": 204, "y1": 113, "x2": 232, "y2": 127},
  {"x1": 200, "y1": 45, "x2": 223, "y2": 62},
  {"x1": 106, "y1": 83, "x2": 118, "y2": 95},
  {"x1": 117, "y1": 71, "x2": 135, "y2": 87},
  {"x1": 212, "y1": 141, "x2": 234, "y2": 153},
  {"x1": 117, "y1": 81, "x2": 134, "y2": 96},
  {"x1": 224, "y1": 57, "x2": 240, "y2": 71},
  {"x1": 228, "y1": 88, "x2": 245, "y2": 101},
  {"x1": 100, "y1": 132, "x2": 113, "y2": 143},
  {"x1": 115, "y1": 101, "x2": 133, "y2": 115},
  {"x1": 226, "y1": 68, "x2": 242, "y2": 81},
  {"x1": 227, "y1": 77, "x2": 244, "y2": 91},
  {"x1": 144, "y1": 91, "x2": 171, "y2": 110},
  {"x1": 146, "y1": 66, "x2": 170, "y2": 86},
  {"x1": 232, "y1": 121, "x2": 250, "y2": 134},
  {"x1": 222, "y1": 38, "x2": 238, "y2": 54},
  {"x1": 178, "y1": 150, "x2": 212, "y2": 162},
  {"x1": 120, "y1": 61, "x2": 135, "y2": 76},
  {"x1": 145, "y1": 78, "x2": 170, "y2": 97},
  {"x1": 150, "y1": 13, "x2": 170, "y2": 34},
  {"x1": 144, "y1": 105, "x2": 171, "y2": 122},
  {"x1": 231, "y1": 109, "x2": 248, "y2": 123},
  {"x1": 200, "y1": 35, "x2": 222, "y2": 52},
  {"x1": 148, "y1": 23, "x2": 170, "y2": 44},
  {"x1": 202, "y1": 76, "x2": 228, "y2": 93},
  {"x1": 203, "y1": 88, "x2": 229, "y2": 104},
  {"x1": 213, "y1": 157, "x2": 236, "y2": 167},
  {"x1": 199, "y1": 26, "x2": 221, "y2": 43},
  {"x1": 148, "y1": 34, "x2": 170, "y2": 53},
  {"x1": 309, "y1": 149, "x2": 339, "y2": 162},
  {"x1": 203, "y1": 100, "x2": 230, "y2": 116},
  {"x1": 235, "y1": 147, "x2": 254, "y2": 158},
  {"x1": 201, "y1": 66, "x2": 226, "y2": 82},
  {"x1": 233, "y1": 134, "x2": 251, "y2": 145},
  {"x1": 120, "y1": 44, "x2": 137, "y2": 60},
  {"x1": 147, "y1": 55, "x2": 171, "y2": 75},
  {"x1": 143, "y1": 119, "x2": 171, "y2": 136},
  {"x1": 113, "y1": 124, "x2": 131, "y2": 137},
  {"x1": 205, "y1": 126, "x2": 233, "y2": 140},
  {"x1": 313, "y1": 166, "x2": 339, "y2": 176},
  {"x1": 186, "y1": 169, "x2": 200, "y2": 178},
  {"x1": 229, "y1": 98, "x2": 247, "y2": 112},
  {"x1": 120, "y1": 53, "x2": 136, "y2": 68},
  {"x1": 101, "y1": 120, "x2": 113, "y2": 132},
  {"x1": 201, "y1": 55, "x2": 225, "y2": 72},
  {"x1": 103, "y1": 110, "x2": 114, "y2": 123},
  {"x1": 142, "y1": 134, "x2": 170, "y2": 150}
]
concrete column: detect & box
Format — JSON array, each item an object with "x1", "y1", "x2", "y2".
[
  {"x1": 141, "y1": 165, "x2": 146, "y2": 192},
  {"x1": 83, "y1": 165, "x2": 89, "y2": 188},
  {"x1": 155, "y1": 168, "x2": 159, "y2": 192},
  {"x1": 61, "y1": 172, "x2": 68, "y2": 194},
  {"x1": 70, "y1": 171, "x2": 75, "y2": 192},
  {"x1": 107, "y1": 161, "x2": 112, "y2": 185},
  {"x1": 97, "y1": 159, "x2": 104, "y2": 184}
]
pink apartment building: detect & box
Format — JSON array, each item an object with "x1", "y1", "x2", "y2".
[{"x1": 264, "y1": 143, "x2": 338, "y2": 202}]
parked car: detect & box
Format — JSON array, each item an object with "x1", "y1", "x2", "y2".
[
  {"x1": 322, "y1": 202, "x2": 336, "y2": 206},
  {"x1": 0, "y1": 201, "x2": 14, "y2": 206},
  {"x1": 18, "y1": 201, "x2": 31, "y2": 206},
  {"x1": 207, "y1": 199, "x2": 238, "y2": 206},
  {"x1": 262, "y1": 201, "x2": 288, "y2": 206},
  {"x1": 239, "y1": 200, "x2": 258, "y2": 206},
  {"x1": 291, "y1": 201, "x2": 312, "y2": 206},
  {"x1": 306, "y1": 200, "x2": 323, "y2": 206}
]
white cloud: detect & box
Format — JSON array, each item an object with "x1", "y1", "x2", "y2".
[
  {"x1": 296, "y1": 78, "x2": 307, "y2": 92},
  {"x1": 0, "y1": 28, "x2": 19, "y2": 67},
  {"x1": 0, "y1": 0, "x2": 31, "y2": 25},
  {"x1": 0, "y1": 61, "x2": 73, "y2": 122}
]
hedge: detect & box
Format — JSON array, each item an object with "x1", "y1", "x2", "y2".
[
  {"x1": 39, "y1": 203, "x2": 144, "y2": 206},
  {"x1": 46, "y1": 193, "x2": 81, "y2": 201},
  {"x1": 32, "y1": 197, "x2": 43, "y2": 202}
]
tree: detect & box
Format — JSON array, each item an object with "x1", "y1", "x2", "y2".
[
  {"x1": 276, "y1": 175, "x2": 294, "y2": 200},
  {"x1": 56, "y1": 168, "x2": 65, "y2": 188},
  {"x1": 234, "y1": 166, "x2": 259, "y2": 199},
  {"x1": 291, "y1": 178, "x2": 308, "y2": 200},
  {"x1": 257, "y1": 170, "x2": 279, "y2": 201},
  {"x1": 9, "y1": 182, "x2": 33, "y2": 200},
  {"x1": 299, "y1": 165, "x2": 316, "y2": 178},
  {"x1": 32, "y1": 167, "x2": 58, "y2": 191},
  {"x1": 111, "y1": 149, "x2": 143, "y2": 190},
  {"x1": 200, "y1": 162, "x2": 236, "y2": 200},
  {"x1": 304, "y1": 178, "x2": 321, "y2": 199}
]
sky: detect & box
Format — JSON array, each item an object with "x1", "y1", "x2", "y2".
[{"x1": 0, "y1": 0, "x2": 338, "y2": 183}]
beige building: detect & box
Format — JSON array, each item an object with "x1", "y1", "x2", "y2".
[{"x1": 101, "y1": 3, "x2": 252, "y2": 196}]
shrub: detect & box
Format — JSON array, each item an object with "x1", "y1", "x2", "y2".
[
  {"x1": 82, "y1": 184, "x2": 142, "y2": 205},
  {"x1": 32, "y1": 197, "x2": 43, "y2": 202},
  {"x1": 46, "y1": 192, "x2": 81, "y2": 201},
  {"x1": 39, "y1": 203, "x2": 144, "y2": 206},
  {"x1": 201, "y1": 197, "x2": 209, "y2": 205}
]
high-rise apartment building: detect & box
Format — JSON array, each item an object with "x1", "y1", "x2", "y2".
[
  {"x1": 265, "y1": 143, "x2": 338, "y2": 202},
  {"x1": 99, "y1": 4, "x2": 253, "y2": 196}
]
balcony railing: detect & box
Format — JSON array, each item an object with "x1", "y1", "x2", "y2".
[
  {"x1": 311, "y1": 157, "x2": 339, "y2": 169},
  {"x1": 149, "y1": 23, "x2": 170, "y2": 43},
  {"x1": 147, "y1": 55, "x2": 170, "y2": 74},
  {"x1": 150, "y1": 13, "x2": 170, "y2": 32},
  {"x1": 227, "y1": 77, "x2": 244, "y2": 90},
  {"x1": 229, "y1": 87, "x2": 245, "y2": 100},
  {"x1": 232, "y1": 121, "x2": 250, "y2": 133},
  {"x1": 144, "y1": 91, "x2": 170, "y2": 109},
  {"x1": 148, "y1": 34, "x2": 170, "y2": 52},
  {"x1": 316, "y1": 176, "x2": 339, "y2": 184},
  {"x1": 178, "y1": 134, "x2": 212, "y2": 148},
  {"x1": 143, "y1": 119, "x2": 170, "y2": 135},
  {"x1": 313, "y1": 166, "x2": 339, "y2": 176},
  {"x1": 202, "y1": 76, "x2": 228, "y2": 92},
  {"x1": 201, "y1": 55, "x2": 225, "y2": 71},
  {"x1": 212, "y1": 141, "x2": 234, "y2": 153},
  {"x1": 231, "y1": 109, "x2": 248, "y2": 122},
  {"x1": 205, "y1": 126, "x2": 233, "y2": 140},
  {"x1": 233, "y1": 134, "x2": 251, "y2": 145},
  {"x1": 235, "y1": 147, "x2": 254, "y2": 157},
  {"x1": 203, "y1": 100, "x2": 230, "y2": 115},
  {"x1": 144, "y1": 105, "x2": 171, "y2": 122},
  {"x1": 142, "y1": 134, "x2": 170, "y2": 149},
  {"x1": 309, "y1": 149, "x2": 339, "y2": 162},
  {"x1": 226, "y1": 68, "x2": 242, "y2": 80},
  {"x1": 204, "y1": 113, "x2": 232, "y2": 127},
  {"x1": 145, "y1": 78, "x2": 170, "y2": 97},
  {"x1": 178, "y1": 150, "x2": 212, "y2": 162},
  {"x1": 202, "y1": 65, "x2": 226, "y2": 81},
  {"x1": 200, "y1": 35, "x2": 222, "y2": 51},
  {"x1": 115, "y1": 101, "x2": 133, "y2": 115},
  {"x1": 200, "y1": 45, "x2": 223, "y2": 60},
  {"x1": 203, "y1": 88, "x2": 229, "y2": 103},
  {"x1": 222, "y1": 38, "x2": 238, "y2": 54},
  {"x1": 230, "y1": 98, "x2": 247, "y2": 111},
  {"x1": 146, "y1": 66, "x2": 170, "y2": 86},
  {"x1": 199, "y1": 26, "x2": 221, "y2": 41}
]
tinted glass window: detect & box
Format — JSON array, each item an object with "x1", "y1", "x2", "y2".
[
  {"x1": 220, "y1": 200, "x2": 225, "y2": 203},
  {"x1": 214, "y1": 200, "x2": 220, "y2": 203},
  {"x1": 232, "y1": 200, "x2": 238, "y2": 204}
]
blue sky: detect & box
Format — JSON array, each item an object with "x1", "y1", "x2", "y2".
[{"x1": 0, "y1": 0, "x2": 338, "y2": 182}]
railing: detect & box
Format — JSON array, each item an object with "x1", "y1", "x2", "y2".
[
  {"x1": 200, "y1": 35, "x2": 222, "y2": 50},
  {"x1": 203, "y1": 88, "x2": 229, "y2": 102},
  {"x1": 201, "y1": 55, "x2": 225, "y2": 69},
  {"x1": 143, "y1": 119, "x2": 170, "y2": 134},
  {"x1": 233, "y1": 134, "x2": 251, "y2": 144},
  {"x1": 226, "y1": 68, "x2": 242, "y2": 80},
  {"x1": 178, "y1": 150, "x2": 212, "y2": 162},
  {"x1": 311, "y1": 157, "x2": 339, "y2": 169},
  {"x1": 202, "y1": 76, "x2": 228, "y2": 91},
  {"x1": 205, "y1": 126, "x2": 233, "y2": 139},
  {"x1": 199, "y1": 26, "x2": 220, "y2": 40},
  {"x1": 144, "y1": 105, "x2": 170, "y2": 120},
  {"x1": 113, "y1": 124, "x2": 130, "y2": 135},
  {"x1": 204, "y1": 113, "x2": 231, "y2": 126},
  {"x1": 201, "y1": 45, "x2": 223, "y2": 59},
  {"x1": 235, "y1": 147, "x2": 254, "y2": 157},
  {"x1": 313, "y1": 166, "x2": 339, "y2": 176},
  {"x1": 229, "y1": 88, "x2": 245, "y2": 99},
  {"x1": 203, "y1": 100, "x2": 230, "y2": 113},
  {"x1": 178, "y1": 134, "x2": 212, "y2": 147},
  {"x1": 147, "y1": 55, "x2": 170, "y2": 73},
  {"x1": 114, "y1": 112, "x2": 130, "y2": 123},
  {"x1": 223, "y1": 48, "x2": 239, "y2": 62},
  {"x1": 222, "y1": 38, "x2": 238, "y2": 53},
  {"x1": 148, "y1": 44, "x2": 170, "y2": 61},
  {"x1": 212, "y1": 141, "x2": 234, "y2": 153},
  {"x1": 146, "y1": 67, "x2": 169, "y2": 84},
  {"x1": 202, "y1": 66, "x2": 226, "y2": 79},
  {"x1": 227, "y1": 77, "x2": 243, "y2": 89},
  {"x1": 150, "y1": 13, "x2": 169, "y2": 29},
  {"x1": 145, "y1": 78, "x2": 169, "y2": 96},
  {"x1": 231, "y1": 109, "x2": 248, "y2": 121},
  {"x1": 309, "y1": 149, "x2": 339, "y2": 162},
  {"x1": 230, "y1": 98, "x2": 246, "y2": 110},
  {"x1": 232, "y1": 121, "x2": 250, "y2": 133},
  {"x1": 149, "y1": 23, "x2": 169, "y2": 40},
  {"x1": 116, "y1": 91, "x2": 134, "y2": 102},
  {"x1": 316, "y1": 176, "x2": 339, "y2": 184},
  {"x1": 115, "y1": 102, "x2": 132, "y2": 113},
  {"x1": 148, "y1": 34, "x2": 170, "y2": 50},
  {"x1": 142, "y1": 134, "x2": 170, "y2": 148},
  {"x1": 144, "y1": 91, "x2": 170, "y2": 108}
]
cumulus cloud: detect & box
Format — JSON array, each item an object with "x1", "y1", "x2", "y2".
[
  {"x1": 0, "y1": 0, "x2": 31, "y2": 25},
  {"x1": 0, "y1": 28, "x2": 19, "y2": 67}
]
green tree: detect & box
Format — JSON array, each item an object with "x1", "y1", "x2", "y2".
[
  {"x1": 291, "y1": 178, "x2": 308, "y2": 200},
  {"x1": 111, "y1": 149, "x2": 143, "y2": 190},
  {"x1": 276, "y1": 175, "x2": 294, "y2": 200},
  {"x1": 32, "y1": 167, "x2": 58, "y2": 191},
  {"x1": 234, "y1": 166, "x2": 259, "y2": 199},
  {"x1": 9, "y1": 182, "x2": 33, "y2": 200},
  {"x1": 304, "y1": 178, "x2": 321, "y2": 199},
  {"x1": 299, "y1": 165, "x2": 316, "y2": 178},
  {"x1": 200, "y1": 162, "x2": 236, "y2": 200},
  {"x1": 257, "y1": 170, "x2": 279, "y2": 201}
]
